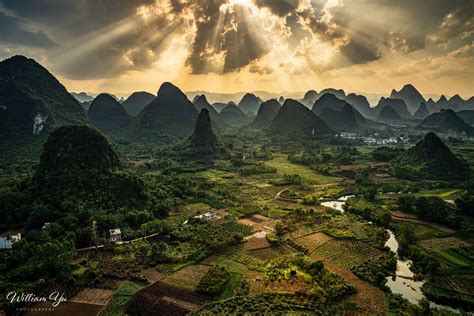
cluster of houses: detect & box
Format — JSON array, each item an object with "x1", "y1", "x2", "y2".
[{"x1": 338, "y1": 132, "x2": 410, "y2": 146}]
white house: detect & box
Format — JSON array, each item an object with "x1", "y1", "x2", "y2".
[
  {"x1": 0, "y1": 231, "x2": 22, "y2": 249},
  {"x1": 194, "y1": 212, "x2": 220, "y2": 221},
  {"x1": 109, "y1": 229, "x2": 122, "y2": 243}
]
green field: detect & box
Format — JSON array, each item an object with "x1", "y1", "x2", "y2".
[
  {"x1": 265, "y1": 154, "x2": 340, "y2": 185},
  {"x1": 101, "y1": 281, "x2": 145, "y2": 316},
  {"x1": 218, "y1": 272, "x2": 244, "y2": 300}
]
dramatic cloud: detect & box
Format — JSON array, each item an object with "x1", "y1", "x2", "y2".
[
  {"x1": 254, "y1": 0, "x2": 300, "y2": 17},
  {"x1": 0, "y1": 0, "x2": 472, "y2": 97},
  {"x1": 0, "y1": 12, "x2": 55, "y2": 48}
]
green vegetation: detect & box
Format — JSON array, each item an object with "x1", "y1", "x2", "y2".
[
  {"x1": 3, "y1": 56, "x2": 474, "y2": 315},
  {"x1": 391, "y1": 132, "x2": 470, "y2": 181},
  {"x1": 101, "y1": 281, "x2": 145, "y2": 316},
  {"x1": 196, "y1": 265, "x2": 230, "y2": 296},
  {"x1": 397, "y1": 195, "x2": 464, "y2": 228},
  {"x1": 194, "y1": 293, "x2": 343, "y2": 315},
  {"x1": 265, "y1": 253, "x2": 355, "y2": 300},
  {"x1": 344, "y1": 197, "x2": 391, "y2": 227},
  {"x1": 351, "y1": 253, "x2": 397, "y2": 288}
]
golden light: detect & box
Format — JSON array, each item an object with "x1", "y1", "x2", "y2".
[{"x1": 229, "y1": 0, "x2": 253, "y2": 8}]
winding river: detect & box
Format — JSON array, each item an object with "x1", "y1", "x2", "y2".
[{"x1": 323, "y1": 196, "x2": 461, "y2": 313}]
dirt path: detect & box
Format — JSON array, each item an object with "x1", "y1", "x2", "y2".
[
  {"x1": 321, "y1": 260, "x2": 388, "y2": 315},
  {"x1": 274, "y1": 187, "x2": 291, "y2": 200},
  {"x1": 389, "y1": 211, "x2": 456, "y2": 233}
]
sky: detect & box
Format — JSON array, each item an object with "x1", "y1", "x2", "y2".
[{"x1": 0, "y1": 0, "x2": 473, "y2": 98}]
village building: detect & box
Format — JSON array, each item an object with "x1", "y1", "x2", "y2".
[
  {"x1": 0, "y1": 231, "x2": 22, "y2": 249},
  {"x1": 194, "y1": 212, "x2": 220, "y2": 221},
  {"x1": 109, "y1": 228, "x2": 122, "y2": 243}
]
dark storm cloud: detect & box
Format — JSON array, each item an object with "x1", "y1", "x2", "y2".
[
  {"x1": 0, "y1": 12, "x2": 55, "y2": 47},
  {"x1": 253, "y1": 0, "x2": 300, "y2": 17},
  {"x1": 339, "y1": 39, "x2": 380, "y2": 64}
]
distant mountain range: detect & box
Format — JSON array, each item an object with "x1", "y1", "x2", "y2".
[{"x1": 2, "y1": 55, "x2": 474, "y2": 149}]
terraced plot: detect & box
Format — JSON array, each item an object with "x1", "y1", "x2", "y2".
[
  {"x1": 310, "y1": 239, "x2": 383, "y2": 270},
  {"x1": 222, "y1": 247, "x2": 266, "y2": 269}
]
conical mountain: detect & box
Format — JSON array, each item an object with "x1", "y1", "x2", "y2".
[
  {"x1": 320, "y1": 104, "x2": 368, "y2": 132},
  {"x1": 267, "y1": 99, "x2": 333, "y2": 139},
  {"x1": 32, "y1": 125, "x2": 149, "y2": 208},
  {"x1": 302, "y1": 90, "x2": 318, "y2": 107},
  {"x1": 417, "y1": 109, "x2": 474, "y2": 135},
  {"x1": 413, "y1": 102, "x2": 430, "y2": 119},
  {"x1": 345, "y1": 93, "x2": 374, "y2": 119},
  {"x1": 247, "y1": 99, "x2": 281, "y2": 130},
  {"x1": 391, "y1": 132, "x2": 470, "y2": 180},
  {"x1": 377, "y1": 106, "x2": 402, "y2": 122},
  {"x1": 0, "y1": 55, "x2": 87, "y2": 142},
  {"x1": 194, "y1": 95, "x2": 218, "y2": 116},
  {"x1": 426, "y1": 98, "x2": 436, "y2": 106},
  {"x1": 312, "y1": 93, "x2": 348, "y2": 115},
  {"x1": 449, "y1": 94, "x2": 464, "y2": 105},
  {"x1": 188, "y1": 109, "x2": 221, "y2": 155},
  {"x1": 122, "y1": 91, "x2": 155, "y2": 116},
  {"x1": 37, "y1": 125, "x2": 120, "y2": 175},
  {"x1": 279, "y1": 96, "x2": 285, "y2": 104},
  {"x1": 437, "y1": 95, "x2": 449, "y2": 108},
  {"x1": 88, "y1": 94, "x2": 130, "y2": 134},
  {"x1": 125, "y1": 82, "x2": 198, "y2": 142},
  {"x1": 193, "y1": 95, "x2": 224, "y2": 130},
  {"x1": 238, "y1": 93, "x2": 261, "y2": 115},
  {"x1": 220, "y1": 102, "x2": 250, "y2": 126},
  {"x1": 374, "y1": 98, "x2": 412, "y2": 119},
  {"x1": 390, "y1": 84, "x2": 425, "y2": 114}
]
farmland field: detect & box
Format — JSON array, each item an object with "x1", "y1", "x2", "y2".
[
  {"x1": 101, "y1": 281, "x2": 145, "y2": 316},
  {"x1": 418, "y1": 236, "x2": 471, "y2": 251},
  {"x1": 311, "y1": 239, "x2": 383, "y2": 270},
  {"x1": 265, "y1": 154, "x2": 340, "y2": 184},
  {"x1": 295, "y1": 232, "x2": 333, "y2": 252},
  {"x1": 161, "y1": 264, "x2": 211, "y2": 290}
]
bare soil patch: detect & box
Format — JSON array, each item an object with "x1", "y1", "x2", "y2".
[
  {"x1": 161, "y1": 264, "x2": 210, "y2": 290},
  {"x1": 242, "y1": 236, "x2": 271, "y2": 250},
  {"x1": 141, "y1": 267, "x2": 167, "y2": 282},
  {"x1": 295, "y1": 232, "x2": 332, "y2": 252}
]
